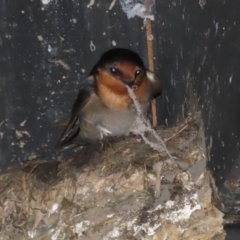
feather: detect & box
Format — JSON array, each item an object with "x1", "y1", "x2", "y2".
[{"x1": 56, "y1": 75, "x2": 95, "y2": 150}]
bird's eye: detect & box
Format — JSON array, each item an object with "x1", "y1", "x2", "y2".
[
  {"x1": 110, "y1": 67, "x2": 117, "y2": 74},
  {"x1": 135, "y1": 69, "x2": 141, "y2": 77}
]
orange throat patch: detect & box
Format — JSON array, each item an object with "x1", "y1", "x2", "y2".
[{"x1": 96, "y1": 69, "x2": 149, "y2": 110}]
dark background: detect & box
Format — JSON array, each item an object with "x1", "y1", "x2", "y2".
[{"x1": 1, "y1": 0, "x2": 240, "y2": 227}]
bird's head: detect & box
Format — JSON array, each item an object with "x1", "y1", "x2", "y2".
[{"x1": 93, "y1": 48, "x2": 146, "y2": 89}]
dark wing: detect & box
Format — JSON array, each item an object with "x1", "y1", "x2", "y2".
[
  {"x1": 146, "y1": 70, "x2": 162, "y2": 98},
  {"x1": 57, "y1": 75, "x2": 95, "y2": 150}
]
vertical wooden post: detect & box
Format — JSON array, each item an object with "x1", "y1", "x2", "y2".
[{"x1": 145, "y1": 16, "x2": 157, "y2": 127}]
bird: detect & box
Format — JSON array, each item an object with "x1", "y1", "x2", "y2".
[{"x1": 56, "y1": 48, "x2": 161, "y2": 151}]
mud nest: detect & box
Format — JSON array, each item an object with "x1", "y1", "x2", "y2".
[{"x1": 0, "y1": 112, "x2": 226, "y2": 239}]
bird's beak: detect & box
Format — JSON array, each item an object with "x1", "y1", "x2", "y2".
[
  {"x1": 125, "y1": 79, "x2": 135, "y2": 87},
  {"x1": 123, "y1": 79, "x2": 138, "y2": 91},
  {"x1": 121, "y1": 76, "x2": 136, "y2": 87}
]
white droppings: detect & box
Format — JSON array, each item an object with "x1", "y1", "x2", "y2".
[
  {"x1": 28, "y1": 230, "x2": 37, "y2": 239},
  {"x1": 111, "y1": 40, "x2": 117, "y2": 46},
  {"x1": 134, "y1": 222, "x2": 162, "y2": 236},
  {"x1": 37, "y1": 35, "x2": 44, "y2": 41},
  {"x1": 162, "y1": 194, "x2": 201, "y2": 224},
  {"x1": 74, "y1": 221, "x2": 90, "y2": 237},
  {"x1": 42, "y1": 0, "x2": 51, "y2": 4},
  {"x1": 147, "y1": 34, "x2": 154, "y2": 41},
  {"x1": 20, "y1": 120, "x2": 27, "y2": 127},
  {"x1": 72, "y1": 18, "x2": 77, "y2": 23},
  {"x1": 15, "y1": 130, "x2": 23, "y2": 139},
  {"x1": 229, "y1": 74, "x2": 233, "y2": 83},
  {"x1": 103, "y1": 227, "x2": 121, "y2": 240},
  {"x1": 49, "y1": 203, "x2": 59, "y2": 214},
  {"x1": 215, "y1": 22, "x2": 219, "y2": 34},
  {"x1": 90, "y1": 40, "x2": 96, "y2": 51},
  {"x1": 48, "y1": 44, "x2": 52, "y2": 52},
  {"x1": 15, "y1": 129, "x2": 30, "y2": 139},
  {"x1": 165, "y1": 200, "x2": 175, "y2": 208},
  {"x1": 131, "y1": 193, "x2": 201, "y2": 237},
  {"x1": 199, "y1": 0, "x2": 206, "y2": 9},
  {"x1": 87, "y1": 0, "x2": 95, "y2": 8},
  {"x1": 109, "y1": 0, "x2": 117, "y2": 10},
  {"x1": 19, "y1": 141, "x2": 25, "y2": 148}
]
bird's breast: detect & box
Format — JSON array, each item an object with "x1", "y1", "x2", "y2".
[{"x1": 80, "y1": 98, "x2": 149, "y2": 140}]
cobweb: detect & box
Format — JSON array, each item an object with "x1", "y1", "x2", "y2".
[
  {"x1": 126, "y1": 85, "x2": 178, "y2": 166},
  {"x1": 119, "y1": 0, "x2": 155, "y2": 20}
]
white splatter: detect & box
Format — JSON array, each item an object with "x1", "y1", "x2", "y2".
[
  {"x1": 109, "y1": 0, "x2": 117, "y2": 10},
  {"x1": 162, "y1": 194, "x2": 201, "y2": 223},
  {"x1": 87, "y1": 0, "x2": 95, "y2": 8},
  {"x1": 37, "y1": 35, "x2": 44, "y2": 41},
  {"x1": 42, "y1": 0, "x2": 51, "y2": 5},
  {"x1": 48, "y1": 203, "x2": 59, "y2": 215},
  {"x1": 90, "y1": 40, "x2": 96, "y2": 51},
  {"x1": 134, "y1": 222, "x2": 162, "y2": 236},
  {"x1": 28, "y1": 230, "x2": 37, "y2": 239},
  {"x1": 147, "y1": 34, "x2": 154, "y2": 41},
  {"x1": 74, "y1": 221, "x2": 90, "y2": 237},
  {"x1": 103, "y1": 227, "x2": 121, "y2": 239},
  {"x1": 20, "y1": 119, "x2": 27, "y2": 127},
  {"x1": 48, "y1": 44, "x2": 52, "y2": 52},
  {"x1": 215, "y1": 21, "x2": 219, "y2": 34}
]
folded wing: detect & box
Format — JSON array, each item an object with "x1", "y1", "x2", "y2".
[{"x1": 57, "y1": 75, "x2": 95, "y2": 150}]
